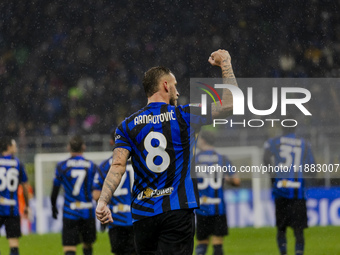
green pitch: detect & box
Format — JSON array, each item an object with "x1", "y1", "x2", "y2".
[{"x1": 1, "y1": 226, "x2": 339, "y2": 254}]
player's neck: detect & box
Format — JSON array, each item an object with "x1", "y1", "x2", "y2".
[
  {"x1": 147, "y1": 92, "x2": 169, "y2": 105},
  {"x1": 70, "y1": 152, "x2": 83, "y2": 157},
  {"x1": 1, "y1": 151, "x2": 13, "y2": 156},
  {"x1": 199, "y1": 144, "x2": 214, "y2": 151}
]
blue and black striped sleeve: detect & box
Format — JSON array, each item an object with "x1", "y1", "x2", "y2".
[
  {"x1": 178, "y1": 104, "x2": 213, "y2": 127},
  {"x1": 113, "y1": 122, "x2": 132, "y2": 152},
  {"x1": 93, "y1": 160, "x2": 108, "y2": 190}
]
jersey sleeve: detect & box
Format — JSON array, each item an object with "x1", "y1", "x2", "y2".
[
  {"x1": 53, "y1": 164, "x2": 62, "y2": 187},
  {"x1": 91, "y1": 162, "x2": 100, "y2": 186},
  {"x1": 18, "y1": 161, "x2": 28, "y2": 183},
  {"x1": 113, "y1": 122, "x2": 132, "y2": 152},
  {"x1": 178, "y1": 103, "x2": 212, "y2": 128},
  {"x1": 93, "y1": 163, "x2": 105, "y2": 190}
]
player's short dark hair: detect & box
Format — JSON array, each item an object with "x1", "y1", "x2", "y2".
[
  {"x1": 69, "y1": 135, "x2": 84, "y2": 152},
  {"x1": 200, "y1": 130, "x2": 216, "y2": 146},
  {"x1": 0, "y1": 137, "x2": 12, "y2": 153},
  {"x1": 143, "y1": 66, "x2": 172, "y2": 97}
]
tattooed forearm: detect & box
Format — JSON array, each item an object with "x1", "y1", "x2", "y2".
[
  {"x1": 112, "y1": 148, "x2": 130, "y2": 164},
  {"x1": 211, "y1": 60, "x2": 238, "y2": 119},
  {"x1": 221, "y1": 60, "x2": 235, "y2": 79},
  {"x1": 98, "y1": 148, "x2": 130, "y2": 204},
  {"x1": 99, "y1": 174, "x2": 120, "y2": 203}
]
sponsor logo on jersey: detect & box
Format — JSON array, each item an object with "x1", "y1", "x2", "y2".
[
  {"x1": 277, "y1": 179, "x2": 301, "y2": 189},
  {"x1": 112, "y1": 203, "x2": 131, "y2": 213},
  {"x1": 70, "y1": 201, "x2": 93, "y2": 210},
  {"x1": 200, "y1": 196, "x2": 221, "y2": 205},
  {"x1": 137, "y1": 187, "x2": 174, "y2": 200},
  {"x1": 0, "y1": 197, "x2": 17, "y2": 206}
]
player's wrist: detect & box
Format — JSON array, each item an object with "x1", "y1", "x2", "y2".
[
  {"x1": 221, "y1": 61, "x2": 232, "y2": 68},
  {"x1": 98, "y1": 198, "x2": 108, "y2": 206}
]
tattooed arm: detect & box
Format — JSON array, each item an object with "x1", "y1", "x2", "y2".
[
  {"x1": 208, "y1": 49, "x2": 238, "y2": 119},
  {"x1": 95, "y1": 148, "x2": 130, "y2": 224}
]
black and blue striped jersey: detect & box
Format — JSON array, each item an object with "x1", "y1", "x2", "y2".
[
  {"x1": 195, "y1": 150, "x2": 233, "y2": 216},
  {"x1": 264, "y1": 133, "x2": 315, "y2": 199},
  {"x1": 93, "y1": 158, "x2": 134, "y2": 227},
  {"x1": 114, "y1": 102, "x2": 211, "y2": 222},
  {"x1": 53, "y1": 155, "x2": 98, "y2": 220},
  {"x1": 0, "y1": 155, "x2": 28, "y2": 217}
]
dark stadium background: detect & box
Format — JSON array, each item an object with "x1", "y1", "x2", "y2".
[
  {"x1": 2, "y1": 0, "x2": 340, "y2": 182},
  {"x1": 1, "y1": 1, "x2": 340, "y2": 254},
  {"x1": 0, "y1": 1, "x2": 340, "y2": 206},
  {"x1": 1, "y1": 1, "x2": 339, "y2": 134}
]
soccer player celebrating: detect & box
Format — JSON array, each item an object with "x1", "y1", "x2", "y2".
[
  {"x1": 263, "y1": 125, "x2": 315, "y2": 255},
  {"x1": 51, "y1": 135, "x2": 99, "y2": 255},
  {"x1": 92, "y1": 131, "x2": 135, "y2": 255},
  {"x1": 195, "y1": 130, "x2": 240, "y2": 255},
  {"x1": 96, "y1": 49, "x2": 238, "y2": 254},
  {"x1": 0, "y1": 137, "x2": 30, "y2": 255}
]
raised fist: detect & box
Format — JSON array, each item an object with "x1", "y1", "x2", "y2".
[{"x1": 208, "y1": 49, "x2": 231, "y2": 67}]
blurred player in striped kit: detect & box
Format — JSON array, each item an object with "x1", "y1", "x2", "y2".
[
  {"x1": 51, "y1": 135, "x2": 99, "y2": 255},
  {"x1": 92, "y1": 131, "x2": 135, "y2": 255},
  {"x1": 263, "y1": 124, "x2": 316, "y2": 255},
  {"x1": 0, "y1": 137, "x2": 30, "y2": 255},
  {"x1": 195, "y1": 130, "x2": 240, "y2": 255}
]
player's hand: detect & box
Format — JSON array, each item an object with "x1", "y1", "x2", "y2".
[
  {"x1": 23, "y1": 206, "x2": 29, "y2": 217},
  {"x1": 52, "y1": 205, "x2": 58, "y2": 219},
  {"x1": 96, "y1": 200, "x2": 113, "y2": 224},
  {"x1": 23, "y1": 206, "x2": 32, "y2": 221},
  {"x1": 208, "y1": 49, "x2": 231, "y2": 67}
]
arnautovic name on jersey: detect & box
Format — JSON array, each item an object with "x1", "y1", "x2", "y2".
[
  {"x1": 134, "y1": 110, "x2": 176, "y2": 125},
  {"x1": 137, "y1": 187, "x2": 174, "y2": 200}
]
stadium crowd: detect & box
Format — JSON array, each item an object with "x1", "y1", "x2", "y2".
[{"x1": 1, "y1": 0, "x2": 340, "y2": 137}]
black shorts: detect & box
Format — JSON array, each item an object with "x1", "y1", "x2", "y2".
[
  {"x1": 196, "y1": 214, "x2": 228, "y2": 240},
  {"x1": 109, "y1": 225, "x2": 135, "y2": 254},
  {"x1": 133, "y1": 209, "x2": 195, "y2": 255},
  {"x1": 62, "y1": 218, "x2": 96, "y2": 246},
  {"x1": 0, "y1": 216, "x2": 21, "y2": 238},
  {"x1": 275, "y1": 198, "x2": 308, "y2": 230}
]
